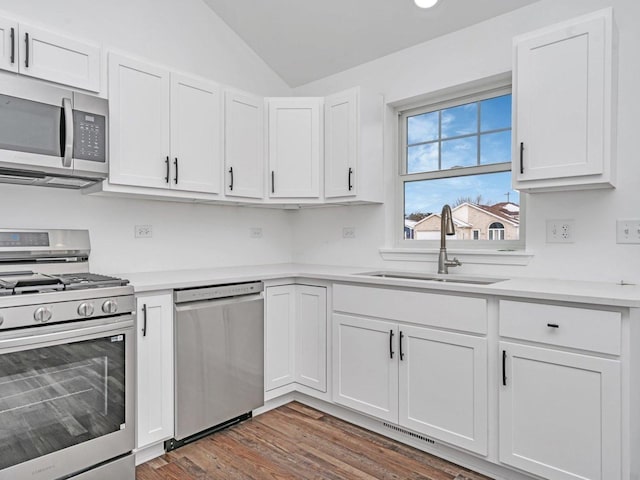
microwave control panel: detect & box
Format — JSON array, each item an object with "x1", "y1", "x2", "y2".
[{"x1": 73, "y1": 110, "x2": 106, "y2": 163}]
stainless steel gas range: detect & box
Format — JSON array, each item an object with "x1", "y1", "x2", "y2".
[{"x1": 0, "y1": 229, "x2": 135, "y2": 480}]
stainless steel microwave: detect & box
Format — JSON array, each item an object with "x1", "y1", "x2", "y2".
[{"x1": 0, "y1": 75, "x2": 108, "y2": 188}]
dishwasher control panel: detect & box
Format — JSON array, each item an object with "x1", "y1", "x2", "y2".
[{"x1": 174, "y1": 281, "x2": 263, "y2": 303}]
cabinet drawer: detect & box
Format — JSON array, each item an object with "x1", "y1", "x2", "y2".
[
  {"x1": 499, "y1": 300, "x2": 621, "y2": 355},
  {"x1": 333, "y1": 284, "x2": 486, "y2": 334}
]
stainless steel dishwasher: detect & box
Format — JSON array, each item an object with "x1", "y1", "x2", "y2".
[{"x1": 167, "y1": 281, "x2": 264, "y2": 450}]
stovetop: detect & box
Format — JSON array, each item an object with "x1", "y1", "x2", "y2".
[{"x1": 0, "y1": 271, "x2": 130, "y2": 296}]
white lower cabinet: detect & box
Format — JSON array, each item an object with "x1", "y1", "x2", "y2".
[
  {"x1": 333, "y1": 314, "x2": 398, "y2": 422},
  {"x1": 332, "y1": 310, "x2": 488, "y2": 455},
  {"x1": 136, "y1": 292, "x2": 174, "y2": 449},
  {"x1": 498, "y1": 299, "x2": 624, "y2": 480},
  {"x1": 265, "y1": 284, "x2": 327, "y2": 393},
  {"x1": 265, "y1": 285, "x2": 296, "y2": 390},
  {"x1": 399, "y1": 326, "x2": 487, "y2": 455},
  {"x1": 499, "y1": 342, "x2": 621, "y2": 480}
]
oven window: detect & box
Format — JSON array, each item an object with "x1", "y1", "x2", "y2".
[{"x1": 0, "y1": 334, "x2": 126, "y2": 470}]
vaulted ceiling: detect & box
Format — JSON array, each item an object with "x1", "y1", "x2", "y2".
[{"x1": 202, "y1": 0, "x2": 541, "y2": 87}]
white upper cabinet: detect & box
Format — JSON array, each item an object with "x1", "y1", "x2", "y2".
[
  {"x1": 224, "y1": 90, "x2": 264, "y2": 199},
  {"x1": 170, "y1": 73, "x2": 221, "y2": 194},
  {"x1": 0, "y1": 16, "x2": 101, "y2": 91},
  {"x1": 109, "y1": 53, "x2": 222, "y2": 194},
  {"x1": 0, "y1": 17, "x2": 18, "y2": 73},
  {"x1": 512, "y1": 8, "x2": 615, "y2": 192},
  {"x1": 324, "y1": 87, "x2": 383, "y2": 202},
  {"x1": 268, "y1": 98, "x2": 322, "y2": 199},
  {"x1": 109, "y1": 53, "x2": 171, "y2": 189}
]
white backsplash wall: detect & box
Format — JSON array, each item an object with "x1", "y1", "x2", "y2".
[
  {"x1": 291, "y1": 0, "x2": 640, "y2": 284},
  {"x1": 0, "y1": 185, "x2": 293, "y2": 274}
]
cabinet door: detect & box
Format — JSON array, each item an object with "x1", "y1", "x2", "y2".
[
  {"x1": 109, "y1": 53, "x2": 171, "y2": 189},
  {"x1": 0, "y1": 17, "x2": 18, "y2": 73},
  {"x1": 224, "y1": 90, "x2": 264, "y2": 199},
  {"x1": 295, "y1": 286, "x2": 327, "y2": 392},
  {"x1": 19, "y1": 24, "x2": 100, "y2": 92},
  {"x1": 170, "y1": 73, "x2": 221, "y2": 194},
  {"x1": 136, "y1": 293, "x2": 174, "y2": 449},
  {"x1": 265, "y1": 285, "x2": 296, "y2": 391},
  {"x1": 333, "y1": 314, "x2": 398, "y2": 422},
  {"x1": 513, "y1": 10, "x2": 610, "y2": 183},
  {"x1": 268, "y1": 98, "x2": 321, "y2": 198},
  {"x1": 499, "y1": 342, "x2": 621, "y2": 480},
  {"x1": 398, "y1": 326, "x2": 487, "y2": 455},
  {"x1": 325, "y1": 89, "x2": 357, "y2": 198}
]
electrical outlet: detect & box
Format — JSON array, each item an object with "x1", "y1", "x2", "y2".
[
  {"x1": 616, "y1": 219, "x2": 640, "y2": 244},
  {"x1": 249, "y1": 227, "x2": 263, "y2": 238},
  {"x1": 134, "y1": 225, "x2": 153, "y2": 238},
  {"x1": 546, "y1": 219, "x2": 574, "y2": 243},
  {"x1": 342, "y1": 227, "x2": 356, "y2": 239}
]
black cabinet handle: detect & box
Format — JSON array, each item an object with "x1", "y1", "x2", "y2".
[
  {"x1": 142, "y1": 304, "x2": 148, "y2": 337},
  {"x1": 165, "y1": 156, "x2": 170, "y2": 183},
  {"x1": 229, "y1": 166, "x2": 234, "y2": 191},
  {"x1": 389, "y1": 329, "x2": 394, "y2": 359},
  {"x1": 547, "y1": 323, "x2": 560, "y2": 328},
  {"x1": 502, "y1": 350, "x2": 507, "y2": 386},
  {"x1": 271, "y1": 171, "x2": 275, "y2": 194},
  {"x1": 24, "y1": 32, "x2": 29, "y2": 68},
  {"x1": 174, "y1": 157, "x2": 179, "y2": 184},
  {"x1": 519, "y1": 142, "x2": 524, "y2": 174},
  {"x1": 348, "y1": 167, "x2": 353, "y2": 191},
  {"x1": 399, "y1": 331, "x2": 405, "y2": 361},
  {"x1": 9, "y1": 27, "x2": 15, "y2": 64}
]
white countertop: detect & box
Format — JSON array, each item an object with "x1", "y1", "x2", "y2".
[{"x1": 121, "y1": 263, "x2": 640, "y2": 308}]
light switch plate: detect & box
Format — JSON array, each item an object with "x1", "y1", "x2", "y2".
[{"x1": 616, "y1": 219, "x2": 640, "y2": 244}]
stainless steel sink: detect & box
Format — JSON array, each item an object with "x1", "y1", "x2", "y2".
[{"x1": 357, "y1": 271, "x2": 507, "y2": 285}]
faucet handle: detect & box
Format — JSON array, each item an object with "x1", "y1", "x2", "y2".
[{"x1": 446, "y1": 257, "x2": 462, "y2": 268}]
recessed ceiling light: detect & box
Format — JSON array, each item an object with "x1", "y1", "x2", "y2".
[{"x1": 415, "y1": 0, "x2": 439, "y2": 8}]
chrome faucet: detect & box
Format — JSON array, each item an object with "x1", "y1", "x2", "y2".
[{"x1": 438, "y1": 204, "x2": 462, "y2": 274}]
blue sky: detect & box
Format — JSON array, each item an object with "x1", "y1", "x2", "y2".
[{"x1": 404, "y1": 94, "x2": 517, "y2": 215}]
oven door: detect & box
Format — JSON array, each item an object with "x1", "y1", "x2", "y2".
[{"x1": 0, "y1": 316, "x2": 135, "y2": 480}]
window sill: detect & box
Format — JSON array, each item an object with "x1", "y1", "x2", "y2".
[{"x1": 379, "y1": 248, "x2": 533, "y2": 266}]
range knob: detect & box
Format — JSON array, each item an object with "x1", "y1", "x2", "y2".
[
  {"x1": 77, "y1": 303, "x2": 95, "y2": 317},
  {"x1": 34, "y1": 307, "x2": 53, "y2": 323},
  {"x1": 102, "y1": 299, "x2": 118, "y2": 314}
]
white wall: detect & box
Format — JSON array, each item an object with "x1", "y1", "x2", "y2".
[
  {"x1": 0, "y1": 0, "x2": 294, "y2": 274},
  {"x1": 291, "y1": 0, "x2": 640, "y2": 284}
]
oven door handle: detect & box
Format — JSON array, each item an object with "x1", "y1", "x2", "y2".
[{"x1": 0, "y1": 317, "x2": 134, "y2": 351}]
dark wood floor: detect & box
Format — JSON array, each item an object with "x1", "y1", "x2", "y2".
[{"x1": 136, "y1": 402, "x2": 494, "y2": 480}]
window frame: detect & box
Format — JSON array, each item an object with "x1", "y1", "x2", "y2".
[{"x1": 396, "y1": 83, "x2": 525, "y2": 251}]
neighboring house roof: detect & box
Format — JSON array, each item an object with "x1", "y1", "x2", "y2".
[
  {"x1": 404, "y1": 219, "x2": 418, "y2": 229},
  {"x1": 453, "y1": 202, "x2": 520, "y2": 227},
  {"x1": 413, "y1": 213, "x2": 472, "y2": 230},
  {"x1": 477, "y1": 202, "x2": 520, "y2": 223}
]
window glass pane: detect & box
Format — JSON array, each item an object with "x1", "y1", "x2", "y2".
[
  {"x1": 407, "y1": 111, "x2": 439, "y2": 145},
  {"x1": 480, "y1": 95, "x2": 511, "y2": 131},
  {"x1": 441, "y1": 137, "x2": 477, "y2": 170},
  {"x1": 407, "y1": 143, "x2": 439, "y2": 173},
  {"x1": 441, "y1": 102, "x2": 477, "y2": 138},
  {"x1": 404, "y1": 171, "x2": 519, "y2": 241},
  {"x1": 480, "y1": 131, "x2": 511, "y2": 165}
]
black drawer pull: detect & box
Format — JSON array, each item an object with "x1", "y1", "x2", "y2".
[
  {"x1": 389, "y1": 329, "x2": 394, "y2": 359},
  {"x1": 165, "y1": 156, "x2": 170, "y2": 183},
  {"x1": 10, "y1": 27, "x2": 15, "y2": 64},
  {"x1": 547, "y1": 323, "x2": 560, "y2": 328},
  {"x1": 142, "y1": 304, "x2": 148, "y2": 337},
  {"x1": 399, "y1": 330, "x2": 405, "y2": 361},
  {"x1": 519, "y1": 142, "x2": 524, "y2": 174},
  {"x1": 502, "y1": 350, "x2": 507, "y2": 386}
]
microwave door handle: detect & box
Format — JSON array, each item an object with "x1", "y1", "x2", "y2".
[{"x1": 62, "y1": 97, "x2": 73, "y2": 168}]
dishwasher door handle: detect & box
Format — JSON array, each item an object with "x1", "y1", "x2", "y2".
[{"x1": 174, "y1": 293, "x2": 263, "y2": 313}]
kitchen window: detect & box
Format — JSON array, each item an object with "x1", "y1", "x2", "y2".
[{"x1": 398, "y1": 85, "x2": 523, "y2": 250}]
